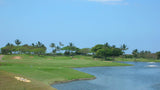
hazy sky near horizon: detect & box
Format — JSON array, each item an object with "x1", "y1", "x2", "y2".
[{"x1": 0, "y1": 0, "x2": 160, "y2": 54}]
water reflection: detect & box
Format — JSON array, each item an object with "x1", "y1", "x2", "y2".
[{"x1": 52, "y1": 62, "x2": 160, "y2": 90}]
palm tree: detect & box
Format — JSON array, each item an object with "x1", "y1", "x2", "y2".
[
  {"x1": 56, "y1": 46, "x2": 60, "y2": 53},
  {"x1": 6, "y1": 43, "x2": 11, "y2": 47},
  {"x1": 68, "y1": 42, "x2": 72, "y2": 52},
  {"x1": 104, "y1": 42, "x2": 110, "y2": 48},
  {"x1": 15, "y1": 39, "x2": 21, "y2": 46},
  {"x1": 50, "y1": 43, "x2": 55, "y2": 49},
  {"x1": 121, "y1": 44, "x2": 128, "y2": 55},
  {"x1": 69, "y1": 42, "x2": 73, "y2": 47},
  {"x1": 112, "y1": 45, "x2": 116, "y2": 48},
  {"x1": 50, "y1": 43, "x2": 55, "y2": 55},
  {"x1": 37, "y1": 41, "x2": 43, "y2": 47},
  {"x1": 52, "y1": 49, "x2": 57, "y2": 55},
  {"x1": 32, "y1": 43, "x2": 35, "y2": 47},
  {"x1": 58, "y1": 42, "x2": 64, "y2": 53},
  {"x1": 59, "y1": 42, "x2": 64, "y2": 47},
  {"x1": 15, "y1": 39, "x2": 21, "y2": 54},
  {"x1": 132, "y1": 49, "x2": 138, "y2": 61}
]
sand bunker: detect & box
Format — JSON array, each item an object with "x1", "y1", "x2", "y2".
[
  {"x1": 12, "y1": 56, "x2": 22, "y2": 60},
  {"x1": 14, "y1": 76, "x2": 31, "y2": 83}
]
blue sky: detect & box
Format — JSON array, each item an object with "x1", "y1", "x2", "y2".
[{"x1": 0, "y1": 0, "x2": 160, "y2": 54}]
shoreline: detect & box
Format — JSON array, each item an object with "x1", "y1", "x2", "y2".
[
  {"x1": 50, "y1": 63, "x2": 132, "y2": 86},
  {"x1": 51, "y1": 77, "x2": 96, "y2": 85},
  {"x1": 50, "y1": 63, "x2": 132, "y2": 89}
]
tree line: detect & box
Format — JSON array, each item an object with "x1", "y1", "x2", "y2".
[
  {"x1": 131, "y1": 49, "x2": 160, "y2": 59},
  {"x1": 0, "y1": 39, "x2": 160, "y2": 60},
  {"x1": 1, "y1": 40, "x2": 46, "y2": 56}
]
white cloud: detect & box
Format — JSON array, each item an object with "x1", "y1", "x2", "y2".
[{"x1": 88, "y1": 0, "x2": 128, "y2": 5}]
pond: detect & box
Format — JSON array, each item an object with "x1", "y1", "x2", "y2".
[{"x1": 52, "y1": 62, "x2": 160, "y2": 90}]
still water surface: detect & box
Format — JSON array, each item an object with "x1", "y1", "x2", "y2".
[{"x1": 52, "y1": 62, "x2": 160, "y2": 90}]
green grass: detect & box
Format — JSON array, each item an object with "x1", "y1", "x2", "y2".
[
  {"x1": 115, "y1": 57, "x2": 160, "y2": 62},
  {"x1": 0, "y1": 55, "x2": 131, "y2": 90},
  {"x1": 0, "y1": 71, "x2": 55, "y2": 90}
]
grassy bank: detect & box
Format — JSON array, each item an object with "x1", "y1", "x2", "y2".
[
  {"x1": 115, "y1": 57, "x2": 160, "y2": 62},
  {"x1": 0, "y1": 55, "x2": 131, "y2": 90},
  {"x1": 0, "y1": 71, "x2": 54, "y2": 90}
]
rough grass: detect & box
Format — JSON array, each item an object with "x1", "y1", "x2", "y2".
[
  {"x1": 115, "y1": 57, "x2": 160, "y2": 62},
  {"x1": 0, "y1": 71, "x2": 55, "y2": 90},
  {"x1": 0, "y1": 55, "x2": 131, "y2": 90}
]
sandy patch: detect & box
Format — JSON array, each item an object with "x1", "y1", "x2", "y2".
[
  {"x1": 14, "y1": 76, "x2": 31, "y2": 83},
  {"x1": 12, "y1": 56, "x2": 22, "y2": 60}
]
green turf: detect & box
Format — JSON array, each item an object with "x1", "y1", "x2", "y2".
[
  {"x1": 0, "y1": 71, "x2": 56, "y2": 90},
  {"x1": 0, "y1": 55, "x2": 131, "y2": 90}
]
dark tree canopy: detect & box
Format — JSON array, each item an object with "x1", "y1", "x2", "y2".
[
  {"x1": 15, "y1": 39, "x2": 21, "y2": 46},
  {"x1": 91, "y1": 44, "x2": 104, "y2": 53},
  {"x1": 62, "y1": 43, "x2": 79, "y2": 56},
  {"x1": 156, "y1": 52, "x2": 160, "y2": 59},
  {"x1": 50, "y1": 43, "x2": 55, "y2": 48},
  {"x1": 132, "y1": 49, "x2": 138, "y2": 58},
  {"x1": 91, "y1": 43, "x2": 123, "y2": 60}
]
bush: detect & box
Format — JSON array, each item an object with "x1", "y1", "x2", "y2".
[
  {"x1": 124, "y1": 55, "x2": 133, "y2": 58},
  {"x1": 56, "y1": 53, "x2": 63, "y2": 56},
  {"x1": 156, "y1": 52, "x2": 160, "y2": 60},
  {"x1": 64, "y1": 51, "x2": 70, "y2": 56}
]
